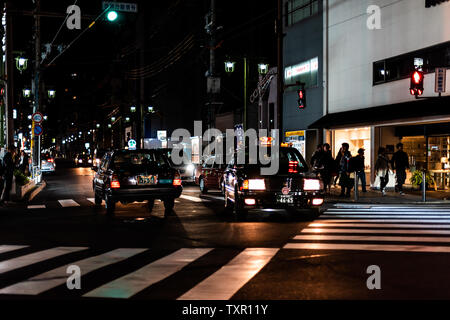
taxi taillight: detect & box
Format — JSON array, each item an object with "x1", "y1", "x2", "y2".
[
  {"x1": 173, "y1": 173, "x2": 182, "y2": 186},
  {"x1": 289, "y1": 161, "x2": 298, "y2": 173},
  {"x1": 111, "y1": 176, "x2": 120, "y2": 189}
]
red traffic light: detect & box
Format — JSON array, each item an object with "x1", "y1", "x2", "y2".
[
  {"x1": 412, "y1": 71, "x2": 423, "y2": 84},
  {"x1": 410, "y1": 70, "x2": 424, "y2": 96}
]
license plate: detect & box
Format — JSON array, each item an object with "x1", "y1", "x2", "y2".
[
  {"x1": 137, "y1": 175, "x2": 157, "y2": 185},
  {"x1": 277, "y1": 195, "x2": 294, "y2": 204}
]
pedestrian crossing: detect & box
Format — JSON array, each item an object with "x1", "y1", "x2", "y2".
[
  {"x1": 0, "y1": 245, "x2": 278, "y2": 299},
  {"x1": 284, "y1": 205, "x2": 450, "y2": 253},
  {"x1": 24, "y1": 193, "x2": 222, "y2": 210}
]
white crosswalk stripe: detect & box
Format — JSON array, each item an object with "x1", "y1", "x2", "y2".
[
  {"x1": 27, "y1": 205, "x2": 46, "y2": 209},
  {"x1": 58, "y1": 199, "x2": 80, "y2": 207},
  {"x1": 0, "y1": 247, "x2": 87, "y2": 274},
  {"x1": 83, "y1": 248, "x2": 213, "y2": 299},
  {"x1": 0, "y1": 248, "x2": 146, "y2": 295},
  {"x1": 284, "y1": 205, "x2": 450, "y2": 253},
  {"x1": 0, "y1": 246, "x2": 280, "y2": 300},
  {"x1": 178, "y1": 248, "x2": 279, "y2": 300}
]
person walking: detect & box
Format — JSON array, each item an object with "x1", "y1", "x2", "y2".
[
  {"x1": 1, "y1": 146, "x2": 16, "y2": 205},
  {"x1": 391, "y1": 143, "x2": 409, "y2": 195},
  {"x1": 338, "y1": 143, "x2": 353, "y2": 198},
  {"x1": 319, "y1": 143, "x2": 334, "y2": 194},
  {"x1": 310, "y1": 144, "x2": 323, "y2": 170},
  {"x1": 375, "y1": 147, "x2": 390, "y2": 196},
  {"x1": 353, "y1": 148, "x2": 367, "y2": 193}
]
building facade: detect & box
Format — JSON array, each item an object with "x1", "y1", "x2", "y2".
[{"x1": 312, "y1": 0, "x2": 450, "y2": 189}]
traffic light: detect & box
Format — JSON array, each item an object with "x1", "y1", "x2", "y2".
[
  {"x1": 106, "y1": 10, "x2": 118, "y2": 22},
  {"x1": 410, "y1": 70, "x2": 424, "y2": 96},
  {"x1": 297, "y1": 88, "x2": 306, "y2": 109}
]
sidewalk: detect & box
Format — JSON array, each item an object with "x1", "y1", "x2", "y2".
[{"x1": 325, "y1": 185, "x2": 450, "y2": 204}]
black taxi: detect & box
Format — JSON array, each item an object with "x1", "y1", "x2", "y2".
[
  {"x1": 92, "y1": 149, "x2": 182, "y2": 215},
  {"x1": 223, "y1": 147, "x2": 324, "y2": 218}
]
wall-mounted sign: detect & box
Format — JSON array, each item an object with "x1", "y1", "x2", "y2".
[
  {"x1": 284, "y1": 57, "x2": 319, "y2": 89},
  {"x1": 435, "y1": 68, "x2": 447, "y2": 93}
]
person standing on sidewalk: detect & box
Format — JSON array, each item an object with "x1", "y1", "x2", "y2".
[
  {"x1": 353, "y1": 148, "x2": 367, "y2": 193},
  {"x1": 391, "y1": 143, "x2": 409, "y2": 195},
  {"x1": 375, "y1": 147, "x2": 390, "y2": 196},
  {"x1": 338, "y1": 143, "x2": 353, "y2": 198},
  {"x1": 320, "y1": 143, "x2": 334, "y2": 194},
  {"x1": 0, "y1": 146, "x2": 16, "y2": 206}
]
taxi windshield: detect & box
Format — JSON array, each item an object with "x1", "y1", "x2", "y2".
[{"x1": 235, "y1": 148, "x2": 308, "y2": 172}]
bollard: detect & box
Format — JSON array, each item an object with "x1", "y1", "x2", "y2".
[
  {"x1": 422, "y1": 170, "x2": 426, "y2": 202},
  {"x1": 354, "y1": 171, "x2": 359, "y2": 201}
]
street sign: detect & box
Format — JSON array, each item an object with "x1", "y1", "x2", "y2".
[
  {"x1": 34, "y1": 124, "x2": 43, "y2": 136},
  {"x1": 102, "y1": 2, "x2": 138, "y2": 13},
  {"x1": 435, "y1": 68, "x2": 447, "y2": 93},
  {"x1": 32, "y1": 112, "x2": 44, "y2": 123},
  {"x1": 128, "y1": 139, "x2": 137, "y2": 150}
]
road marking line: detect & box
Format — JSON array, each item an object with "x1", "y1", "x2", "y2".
[
  {"x1": 0, "y1": 248, "x2": 147, "y2": 295},
  {"x1": 83, "y1": 248, "x2": 212, "y2": 299},
  {"x1": 301, "y1": 228, "x2": 450, "y2": 235},
  {"x1": 180, "y1": 195, "x2": 210, "y2": 203},
  {"x1": 58, "y1": 199, "x2": 80, "y2": 207},
  {"x1": 316, "y1": 219, "x2": 450, "y2": 223},
  {"x1": 308, "y1": 223, "x2": 450, "y2": 229},
  {"x1": 293, "y1": 235, "x2": 450, "y2": 243},
  {"x1": 0, "y1": 247, "x2": 87, "y2": 274},
  {"x1": 0, "y1": 245, "x2": 28, "y2": 254},
  {"x1": 177, "y1": 248, "x2": 279, "y2": 300},
  {"x1": 27, "y1": 205, "x2": 46, "y2": 209},
  {"x1": 284, "y1": 242, "x2": 450, "y2": 253},
  {"x1": 87, "y1": 198, "x2": 95, "y2": 204}
]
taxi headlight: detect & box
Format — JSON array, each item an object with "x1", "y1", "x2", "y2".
[
  {"x1": 244, "y1": 179, "x2": 266, "y2": 190},
  {"x1": 303, "y1": 179, "x2": 322, "y2": 191}
]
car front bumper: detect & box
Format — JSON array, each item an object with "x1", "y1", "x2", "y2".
[{"x1": 237, "y1": 190, "x2": 324, "y2": 210}]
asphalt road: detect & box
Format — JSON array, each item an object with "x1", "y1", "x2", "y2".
[{"x1": 1, "y1": 161, "x2": 450, "y2": 304}]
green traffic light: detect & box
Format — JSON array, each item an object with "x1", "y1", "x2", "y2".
[{"x1": 107, "y1": 10, "x2": 118, "y2": 21}]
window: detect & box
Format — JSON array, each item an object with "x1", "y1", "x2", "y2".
[
  {"x1": 286, "y1": 0, "x2": 319, "y2": 26},
  {"x1": 373, "y1": 41, "x2": 450, "y2": 85}
]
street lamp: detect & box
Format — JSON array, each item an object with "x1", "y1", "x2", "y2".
[
  {"x1": 108, "y1": 124, "x2": 112, "y2": 128},
  {"x1": 23, "y1": 88, "x2": 31, "y2": 98},
  {"x1": 48, "y1": 90, "x2": 56, "y2": 99},
  {"x1": 258, "y1": 63, "x2": 269, "y2": 75},
  {"x1": 148, "y1": 106, "x2": 154, "y2": 113},
  {"x1": 125, "y1": 117, "x2": 130, "y2": 122},
  {"x1": 224, "y1": 61, "x2": 235, "y2": 73},
  {"x1": 111, "y1": 116, "x2": 116, "y2": 122},
  {"x1": 96, "y1": 124, "x2": 100, "y2": 128},
  {"x1": 130, "y1": 105, "x2": 136, "y2": 113},
  {"x1": 15, "y1": 57, "x2": 28, "y2": 72}
]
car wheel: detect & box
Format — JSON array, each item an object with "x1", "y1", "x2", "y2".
[
  {"x1": 147, "y1": 199, "x2": 155, "y2": 212},
  {"x1": 94, "y1": 190, "x2": 102, "y2": 206},
  {"x1": 199, "y1": 177, "x2": 208, "y2": 194},
  {"x1": 105, "y1": 195, "x2": 115, "y2": 215},
  {"x1": 164, "y1": 198, "x2": 175, "y2": 212}
]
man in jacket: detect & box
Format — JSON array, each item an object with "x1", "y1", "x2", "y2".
[
  {"x1": 338, "y1": 143, "x2": 353, "y2": 198},
  {"x1": 0, "y1": 146, "x2": 16, "y2": 205},
  {"x1": 391, "y1": 143, "x2": 409, "y2": 195},
  {"x1": 353, "y1": 148, "x2": 367, "y2": 193}
]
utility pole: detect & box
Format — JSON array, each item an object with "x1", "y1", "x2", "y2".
[
  {"x1": 205, "y1": 0, "x2": 220, "y2": 130},
  {"x1": 31, "y1": 0, "x2": 41, "y2": 177}
]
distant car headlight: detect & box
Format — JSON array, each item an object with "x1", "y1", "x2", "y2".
[
  {"x1": 88, "y1": 159, "x2": 92, "y2": 163},
  {"x1": 243, "y1": 179, "x2": 265, "y2": 190},
  {"x1": 78, "y1": 160, "x2": 83, "y2": 163},
  {"x1": 303, "y1": 179, "x2": 322, "y2": 191},
  {"x1": 186, "y1": 164, "x2": 195, "y2": 173}
]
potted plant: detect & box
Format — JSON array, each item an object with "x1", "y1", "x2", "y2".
[{"x1": 410, "y1": 170, "x2": 435, "y2": 190}]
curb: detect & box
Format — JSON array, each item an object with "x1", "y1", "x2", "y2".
[{"x1": 26, "y1": 180, "x2": 47, "y2": 203}]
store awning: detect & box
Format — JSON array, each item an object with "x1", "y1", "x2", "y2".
[{"x1": 308, "y1": 96, "x2": 450, "y2": 129}]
